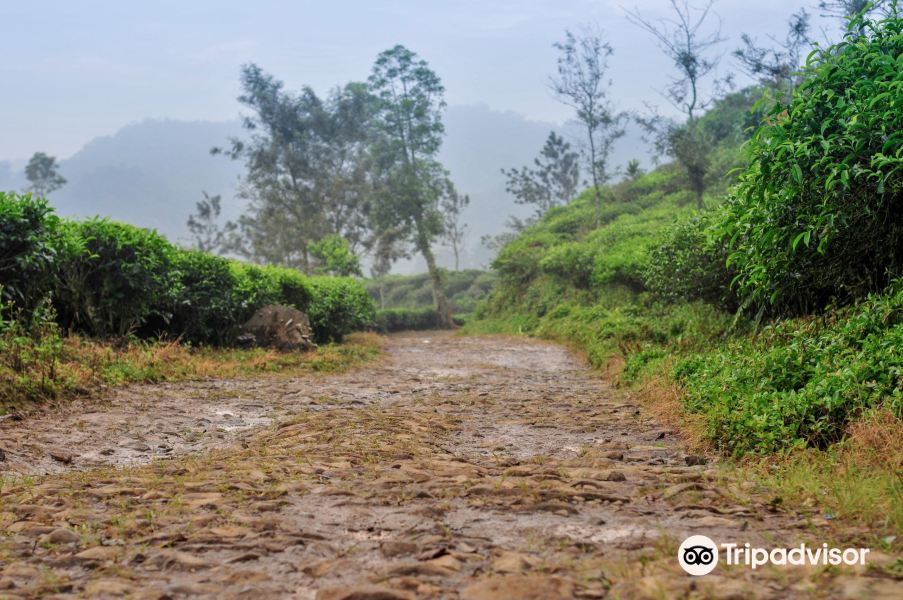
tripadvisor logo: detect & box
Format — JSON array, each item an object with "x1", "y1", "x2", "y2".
[
  {"x1": 678, "y1": 535, "x2": 718, "y2": 576},
  {"x1": 677, "y1": 535, "x2": 871, "y2": 576}
]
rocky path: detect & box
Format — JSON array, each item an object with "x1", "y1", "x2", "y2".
[{"x1": 0, "y1": 332, "x2": 899, "y2": 599}]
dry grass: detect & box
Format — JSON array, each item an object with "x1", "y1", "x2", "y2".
[
  {"x1": 0, "y1": 332, "x2": 382, "y2": 415},
  {"x1": 635, "y1": 376, "x2": 709, "y2": 452},
  {"x1": 746, "y1": 409, "x2": 903, "y2": 540}
]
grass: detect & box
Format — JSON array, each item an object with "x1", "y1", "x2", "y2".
[
  {"x1": 746, "y1": 409, "x2": 903, "y2": 538},
  {"x1": 0, "y1": 332, "x2": 381, "y2": 415}
]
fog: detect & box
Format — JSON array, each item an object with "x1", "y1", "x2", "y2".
[{"x1": 0, "y1": 0, "x2": 838, "y2": 271}]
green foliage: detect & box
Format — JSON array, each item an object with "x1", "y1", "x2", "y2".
[
  {"x1": 0, "y1": 301, "x2": 67, "y2": 403},
  {"x1": 723, "y1": 9, "x2": 903, "y2": 314},
  {"x1": 306, "y1": 276, "x2": 376, "y2": 342},
  {"x1": 375, "y1": 307, "x2": 443, "y2": 332},
  {"x1": 0, "y1": 192, "x2": 59, "y2": 312},
  {"x1": 24, "y1": 152, "x2": 66, "y2": 198},
  {"x1": 0, "y1": 193, "x2": 370, "y2": 347},
  {"x1": 674, "y1": 280, "x2": 903, "y2": 454},
  {"x1": 54, "y1": 219, "x2": 177, "y2": 338},
  {"x1": 169, "y1": 251, "x2": 243, "y2": 345},
  {"x1": 644, "y1": 213, "x2": 738, "y2": 311},
  {"x1": 308, "y1": 234, "x2": 363, "y2": 276},
  {"x1": 366, "y1": 269, "x2": 495, "y2": 315}
]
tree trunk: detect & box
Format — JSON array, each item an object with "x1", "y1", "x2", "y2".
[{"x1": 416, "y1": 223, "x2": 454, "y2": 329}]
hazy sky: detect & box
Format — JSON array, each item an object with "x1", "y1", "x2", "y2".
[{"x1": 2, "y1": 0, "x2": 832, "y2": 160}]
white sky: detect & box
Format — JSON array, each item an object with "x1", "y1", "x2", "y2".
[{"x1": 1, "y1": 0, "x2": 836, "y2": 160}]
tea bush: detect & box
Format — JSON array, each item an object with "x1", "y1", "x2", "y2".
[
  {"x1": 0, "y1": 193, "x2": 372, "y2": 347},
  {"x1": 722, "y1": 8, "x2": 903, "y2": 314},
  {"x1": 169, "y1": 250, "x2": 242, "y2": 345},
  {"x1": 674, "y1": 280, "x2": 903, "y2": 455},
  {"x1": 307, "y1": 276, "x2": 375, "y2": 342},
  {"x1": 364, "y1": 269, "x2": 494, "y2": 315},
  {"x1": 644, "y1": 212, "x2": 738, "y2": 311},
  {"x1": 0, "y1": 192, "x2": 59, "y2": 312},
  {"x1": 375, "y1": 307, "x2": 443, "y2": 332},
  {"x1": 54, "y1": 219, "x2": 177, "y2": 337}
]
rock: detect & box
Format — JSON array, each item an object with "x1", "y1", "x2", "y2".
[
  {"x1": 120, "y1": 440, "x2": 151, "y2": 452},
  {"x1": 84, "y1": 579, "x2": 133, "y2": 597},
  {"x1": 44, "y1": 528, "x2": 80, "y2": 545},
  {"x1": 74, "y1": 546, "x2": 121, "y2": 563},
  {"x1": 381, "y1": 540, "x2": 419, "y2": 557},
  {"x1": 685, "y1": 455, "x2": 708, "y2": 466},
  {"x1": 146, "y1": 549, "x2": 209, "y2": 571},
  {"x1": 605, "y1": 470, "x2": 627, "y2": 481},
  {"x1": 316, "y1": 585, "x2": 415, "y2": 600},
  {"x1": 49, "y1": 451, "x2": 73, "y2": 464},
  {"x1": 0, "y1": 577, "x2": 14, "y2": 590},
  {"x1": 492, "y1": 551, "x2": 537, "y2": 573},
  {"x1": 238, "y1": 304, "x2": 314, "y2": 351},
  {"x1": 462, "y1": 575, "x2": 575, "y2": 600}
]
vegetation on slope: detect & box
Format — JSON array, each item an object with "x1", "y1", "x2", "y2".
[
  {"x1": 470, "y1": 9, "x2": 903, "y2": 533},
  {"x1": 366, "y1": 269, "x2": 495, "y2": 331},
  {"x1": 0, "y1": 192, "x2": 379, "y2": 410}
]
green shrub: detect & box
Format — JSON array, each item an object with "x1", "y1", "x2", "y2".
[
  {"x1": 0, "y1": 192, "x2": 59, "y2": 312},
  {"x1": 54, "y1": 219, "x2": 177, "y2": 337},
  {"x1": 375, "y1": 307, "x2": 442, "y2": 332},
  {"x1": 169, "y1": 250, "x2": 242, "y2": 345},
  {"x1": 722, "y1": 9, "x2": 903, "y2": 314},
  {"x1": 307, "y1": 276, "x2": 375, "y2": 342},
  {"x1": 675, "y1": 280, "x2": 903, "y2": 455},
  {"x1": 644, "y1": 212, "x2": 738, "y2": 311},
  {"x1": 366, "y1": 269, "x2": 496, "y2": 314}
]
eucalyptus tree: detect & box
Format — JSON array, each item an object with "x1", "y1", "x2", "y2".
[
  {"x1": 213, "y1": 64, "x2": 373, "y2": 272},
  {"x1": 550, "y1": 27, "x2": 624, "y2": 220},
  {"x1": 440, "y1": 182, "x2": 470, "y2": 270},
  {"x1": 627, "y1": 0, "x2": 725, "y2": 206},
  {"x1": 502, "y1": 131, "x2": 580, "y2": 218},
  {"x1": 368, "y1": 45, "x2": 454, "y2": 327},
  {"x1": 734, "y1": 9, "x2": 811, "y2": 96},
  {"x1": 24, "y1": 152, "x2": 66, "y2": 198}
]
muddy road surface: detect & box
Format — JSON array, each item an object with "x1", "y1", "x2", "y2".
[{"x1": 0, "y1": 333, "x2": 899, "y2": 598}]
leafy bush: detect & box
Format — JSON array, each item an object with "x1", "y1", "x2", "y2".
[
  {"x1": 0, "y1": 192, "x2": 59, "y2": 312},
  {"x1": 722, "y1": 9, "x2": 903, "y2": 314},
  {"x1": 675, "y1": 280, "x2": 903, "y2": 455},
  {"x1": 366, "y1": 269, "x2": 496, "y2": 314},
  {"x1": 307, "y1": 276, "x2": 375, "y2": 342},
  {"x1": 54, "y1": 219, "x2": 177, "y2": 338},
  {"x1": 375, "y1": 307, "x2": 443, "y2": 332},
  {"x1": 308, "y1": 234, "x2": 362, "y2": 276},
  {"x1": 169, "y1": 250, "x2": 243, "y2": 345},
  {"x1": 644, "y1": 212, "x2": 738, "y2": 311}
]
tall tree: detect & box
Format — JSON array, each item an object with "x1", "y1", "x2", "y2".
[
  {"x1": 627, "y1": 0, "x2": 725, "y2": 207},
  {"x1": 734, "y1": 9, "x2": 811, "y2": 96},
  {"x1": 818, "y1": 0, "x2": 886, "y2": 22},
  {"x1": 186, "y1": 191, "x2": 233, "y2": 252},
  {"x1": 368, "y1": 45, "x2": 454, "y2": 327},
  {"x1": 501, "y1": 131, "x2": 580, "y2": 218},
  {"x1": 213, "y1": 65, "x2": 373, "y2": 272},
  {"x1": 440, "y1": 182, "x2": 470, "y2": 270},
  {"x1": 550, "y1": 27, "x2": 624, "y2": 221},
  {"x1": 24, "y1": 152, "x2": 66, "y2": 198}
]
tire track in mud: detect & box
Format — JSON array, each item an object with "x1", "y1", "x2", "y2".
[{"x1": 0, "y1": 332, "x2": 899, "y2": 599}]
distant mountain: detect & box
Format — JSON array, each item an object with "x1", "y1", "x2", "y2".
[
  {"x1": 51, "y1": 119, "x2": 245, "y2": 246},
  {"x1": 1, "y1": 106, "x2": 647, "y2": 272}
]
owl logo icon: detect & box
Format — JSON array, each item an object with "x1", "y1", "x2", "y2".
[{"x1": 678, "y1": 535, "x2": 719, "y2": 576}]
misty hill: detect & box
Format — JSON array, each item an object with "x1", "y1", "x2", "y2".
[{"x1": 0, "y1": 105, "x2": 646, "y2": 271}]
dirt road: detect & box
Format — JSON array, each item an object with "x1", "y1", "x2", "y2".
[{"x1": 0, "y1": 333, "x2": 898, "y2": 598}]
